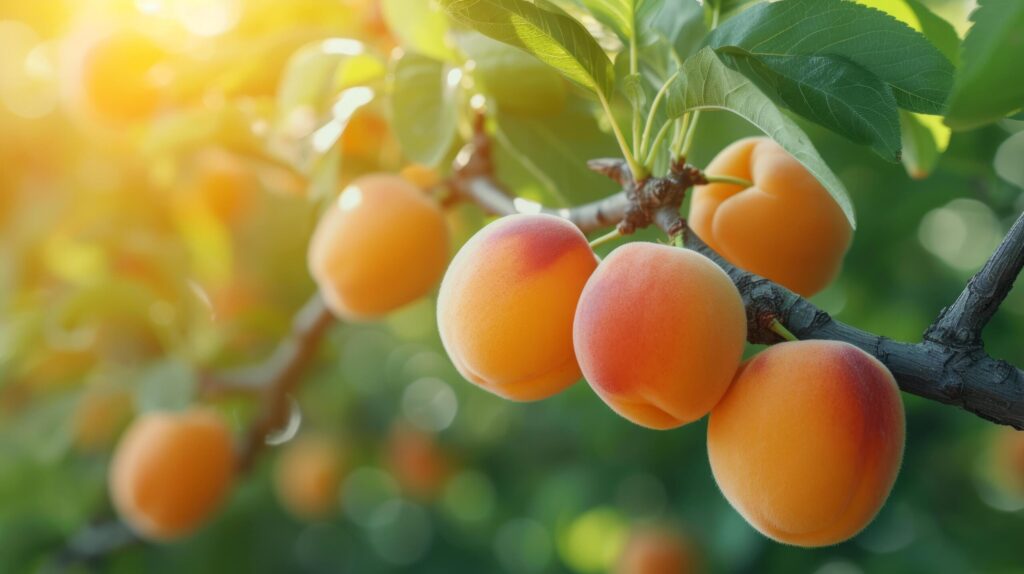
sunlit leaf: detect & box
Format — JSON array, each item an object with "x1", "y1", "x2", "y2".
[
  {"x1": 390, "y1": 52, "x2": 460, "y2": 167},
  {"x1": 381, "y1": 0, "x2": 456, "y2": 62},
  {"x1": 900, "y1": 111, "x2": 950, "y2": 179}
]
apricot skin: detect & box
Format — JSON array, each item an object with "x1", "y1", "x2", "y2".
[
  {"x1": 708, "y1": 340, "x2": 904, "y2": 547},
  {"x1": 308, "y1": 174, "x2": 449, "y2": 321},
  {"x1": 689, "y1": 137, "x2": 852, "y2": 297},
  {"x1": 437, "y1": 213, "x2": 598, "y2": 401},
  {"x1": 274, "y1": 435, "x2": 344, "y2": 520},
  {"x1": 573, "y1": 243, "x2": 746, "y2": 430},
  {"x1": 109, "y1": 409, "x2": 235, "y2": 541}
]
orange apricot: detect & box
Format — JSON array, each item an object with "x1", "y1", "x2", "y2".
[
  {"x1": 399, "y1": 164, "x2": 442, "y2": 191},
  {"x1": 573, "y1": 243, "x2": 746, "y2": 430},
  {"x1": 437, "y1": 213, "x2": 598, "y2": 401},
  {"x1": 186, "y1": 149, "x2": 258, "y2": 224},
  {"x1": 689, "y1": 137, "x2": 852, "y2": 297},
  {"x1": 708, "y1": 340, "x2": 904, "y2": 547},
  {"x1": 308, "y1": 174, "x2": 449, "y2": 321},
  {"x1": 274, "y1": 435, "x2": 344, "y2": 520},
  {"x1": 76, "y1": 30, "x2": 167, "y2": 123},
  {"x1": 386, "y1": 424, "x2": 453, "y2": 500},
  {"x1": 109, "y1": 409, "x2": 235, "y2": 541},
  {"x1": 616, "y1": 526, "x2": 699, "y2": 574}
]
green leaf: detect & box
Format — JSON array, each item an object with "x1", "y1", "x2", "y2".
[
  {"x1": 389, "y1": 52, "x2": 460, "y2": 167},
  {"x1": 666, "y1": 48, "x2": 855, "y2": 226},
  {"x1": 715, "y1": 48, "x2": 901, "y2": 161},
  {"x1": 621, "y1": 73, "x2": 647, "y2": 108},
  {"x1": 708, "y1": 0, "x2": 954, "y2": 115},
  {"x1": 455, "y1": 31, "x2": 569, "y2": 116},
  {"x1": 903, "y1": 0, "x2": 961, "y2": 66},
  {"x1": 899, "y1": 111, "x2": 950, "y2": 179},
  {"x1": 945, "y1": 0, "x2": 1024, "y2": 129},
  {"x1": 440, "y1": 0, "x2": 616, "y2": 99},
  {"x1": 276, "y1": 39, "x2": 370, "y2": 125},
  {"x1": 381, "y1": 0, "x2": 456, "y2": 62},
  {"x1": 136, "y1": 359, "x2": 198, "y2": 413},
  {"x1": 577, "y1": 0, "x2": 638, "y2": 42}
]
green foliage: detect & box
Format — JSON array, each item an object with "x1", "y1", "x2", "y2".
[
  {"x1": 666, "y1": 48, "x2": 855, "y2": 226},
  {"x1": 440, "y1": 0, "x2": 616, "y2": 100},
  {"x1": 707, "y1": 0, "x2": 954, "y2": 158},
  {"x1": 945, "y1": 0, "x2": 1024, "y2": 129},
  {"x1": 381, "y1": 0, "x2": 456, "y2": 62},
  {"x1": 389, "y1": 52, "x2": 460, "y2": 167}
]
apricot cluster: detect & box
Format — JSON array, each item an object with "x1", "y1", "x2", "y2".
[
  {"x1": 109, "y1": 409, "x2": 235, "y2": 541},
  {"x1": 308, "y1": 173, "x2": 450, "y2": 321}
]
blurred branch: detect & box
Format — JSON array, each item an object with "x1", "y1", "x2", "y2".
[{"x1": 451, "y1": 127, "x2": 1024, "y2": 429}]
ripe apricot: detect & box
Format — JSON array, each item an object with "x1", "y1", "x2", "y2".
[
  {"x1": 616, "y1": 526, "x2": 698, "y2": 574},
  {"x1": 437, "y1": 214, "x2": 598, "y2": 401},
  {"x1": 186, "y1": 149, "x2": 258, "y2": 224},
  {"x1": 573, "y1": 243, "x2": 746, "y2": 430},
  {"x1": 689, "y1": 137, "x2": 852, "y2": 297},
  {"x1": 274, "y1": 435, "x2": 344, "y2": 520},
  {"x1": 76, "y1": 30, "x2": 167, "y2": 123},
  {"x1": 308, "y1": 174, "x2": 449, "y2": 321},
  {"x1": 109, "y1": 409, "x2": 236, "y2": 541},
  {"x1": 386, "y1": 424, "x2": 452, "y2": 500},
  {"x1": 708, "y1": 340, "x2": 904, "y2": 547}
]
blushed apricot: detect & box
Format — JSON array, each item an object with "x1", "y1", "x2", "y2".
[
  {"x1": 437, "y1": 214, "x2": 598, "y2": 401},
  {"x1": 109, "y1": 409, "x2": 235, "y2": 541},
  {"x1": 274, "y1": 435, "x2": 344, "y2": 520},
  {"x1": 308, "y1": 174, "x2": 449, "y2": 321},
  {"x1": 708, "y1": 340, "x2": 904, "y2": 547},
  {"x1": 689, "y1": 137, "x2": 852, "y2": 297},
  {"x1": 573, "y1": 243, "x2": 746, "y2": 430},
  {"x1": 617, "y1": 526, "x2": 699, "y2": 574}
]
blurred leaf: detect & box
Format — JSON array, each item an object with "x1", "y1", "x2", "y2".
[
  {"x1": 381, "y1": 0, "x2": 456, "y2": 62},
  {"x1": 666, "y1": 48, "x2": 855, "y2": 226},
  {"x1": 456, "y1": 31, "x2": 568, "y2": 116},
  {"x1": 900, "y1": 111, "x2": 950, "y2": 179},
  {"x1": 945, "y1": 0, "x2": 1024, "y2": 129},
  {"x1": 714, "y1": 49, "x2": 901, "y2": 161},
  {"x1": 620, "y1": 73, "x2": 646, "y2": 109},
  {"x1": 995, "y1": 131, "x2": 1024, "y2": 189},
  {"x1": 390, "y1": 52, "x2": 459, "y2": 167},
  {"x1": 136, "y1": 359, "x2": 198, "y2": 413},
  {"x1": 440, "y1": 0, "x2": 616, "y2": 100},
  {"x1": 708, "y1": 0, "x2": 954, "y2": 115},
  {"x1": 276, "y1": 38, "x2": 373, "y2": 135}
]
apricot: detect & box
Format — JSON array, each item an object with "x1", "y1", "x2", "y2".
[
  {"x1": 437, "y1": 214, "x2": 598, "y2": 401},
  {"x1": 386, "y1": 424, "x2": 453, "y2": 500},
  {"x1": 399, "y1": 164, "x2": 442, "y2": 191},
  {"x1": 76, "y1": 30, "x2": 166, "y2": 123},
  {"x1": 988, "y1": 427, "x2": 1024, "y2": 497},
  {"x1": 187, "y1": 149, "x2": 258, "y2": 224},
  {"x1": 274, "y1": 435, "x2": 344, "y2": 520},
  {"x1": 616, "y1": 526, "x2": 698, "y2": 574},
  {"x1": 308, "y1": 174, "x2": 449, "y2": 321},
  {"x1": 109, "y1": 409, "x2": 236, "y2": 541},
  {"x1": 708, "y1": 340, "x2": 904, "y2": 547},
  {"x1": 689, "y1": 137, "x2": 852, "y2": 297},
  {"x1": 573, "y1": 243, "x2": 746, "y2": 429}
]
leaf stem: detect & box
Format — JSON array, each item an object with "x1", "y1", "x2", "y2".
[
  {"x1": 630, "y1": 36, "x2": 641, "y2": 161},
  {"x1": 678, "y1": 110, "x2": 701, "y2": 159},
  {"x1": 589, "y1": 228, "x2": 623, "y2": 250},
  {"x1": 704, "y1": 174, "x2": 753, "y2": 187},
  {"x1": 640, "y1": 71, "x2": 680, "y2": 164},
  {"x1": 598, "y1": 91, "x2": 647, "y2": 181},
  {"x1": 644, "y1": 121, "x2": 674, "y2": 167},
  {"x1": 769, "y1": 319, "x2": 799, "y2": 342}
]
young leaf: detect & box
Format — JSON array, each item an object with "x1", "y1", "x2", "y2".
[
  {"x1": 381, "y1": 0, "x2": 456, "y2": 62},
  {"x1": 390, "y1": 52, "x2": 460, "y2": 167},
  {"x1": 945, "y1": 0, "x2": 1024, "y2": 130},
  {"x1": 899, "y1": 111, "x2": 950, "y2": 179},
  {"x1": 456, "y1": 31, "x2": 569, "y2": 116},
  {"x1": 440, "y1": 0, "x2": 616, "y2": 99},
  {"x1": 666, "y1": 48, "x2": 855, "y2": 227},
  {"x1": 708, "y1": 0, "x2": 954, "y2": 115},
  {"x1": 716, "y1": 48, "x2": 901, "y2": 161},
  {"x1": 577, "y1": 0, "x2": 639, "y2": 43}
]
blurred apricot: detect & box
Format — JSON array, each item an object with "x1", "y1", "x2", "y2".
[
  {"x1": 990, "y1": 427, "x2": 1024, "y2": 496},
  {"x1": 110, "y1": 409, "x2": 235, "y2": 541},
  {"x1": 690, "y1": 137, "x2": 852, "y2": 297},
  {"x1": 708, "y1": 340, "x2": 904, "y2": 547},
  {"x1": 574, "y1": 243, "x2": 746, "y2": 429},
  {"x1": 340, "y1": 110, "x2": 390, "y2": 161},
  {"x1": 185, "y1": 149, "x2": 259, "y2": 224},
  {"x1": 73, "y1": 30, "x2": 167, "y2": 123},
  {"x1": 438, "y1": 214, "x2": 597, "y2": 401},
  {"x1": 617, "y1": 526, "x2": 699, "y2": 574},
  {"x1": 72, "y1": 385, "x2": 134, "y2": 452},
  {"x1": 386, "y1": 424, "x2": 452, "y2": 500},
  {"x1": 308, "y1": 173, "x2": 449, "y2": 321},
  {"x1": 400, "y1": 164, "x2": 442, "y2": 191},
  {"x1": 274, "y1": 435, "x2": 345, "y2": 520}
]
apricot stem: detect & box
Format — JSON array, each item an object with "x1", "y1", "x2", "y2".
[
  {"x1": 769, "y1": 319, "x2": 799, "y2": 342},
  {"x1": 704, "y1": 174, "x2": 754, "y2": 188},
  {"x1": 589, "y1": 228, "x2": 623, "y2": 250}
]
